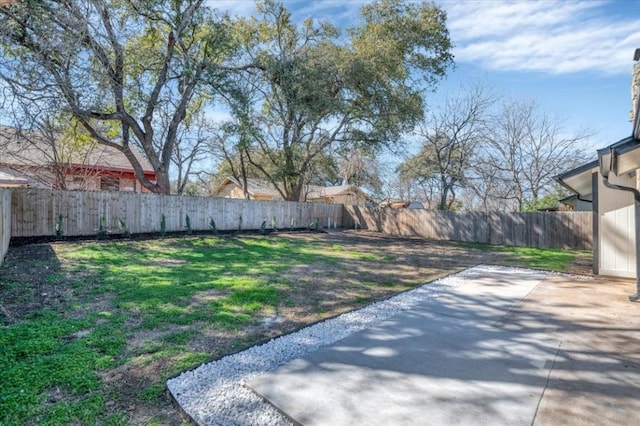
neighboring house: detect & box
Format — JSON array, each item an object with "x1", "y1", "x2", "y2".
[
  {"x1": 379, "y1": 200, "x2": 433, "y2": 209},
  {"x1": 379, "y1": 200, "x2": 409, "y2": 209},
  {"x1": 0, "y1": 126, "x2": 156, "y2": 192},
  {"x1": 213, "y1": 177, "x2": 284, "y2": 201},
  {"x1": 558, "y1": 194, "x2": 592, "y2": 212},
  {"x1": 305, "y1": 184, "x2": 371, "y2": 206},
  {"x1": 0, "y1": 169, "x2": 29, "y2": 188},
  {"x1": 212, "y1": 177, "x2": 371, "y2": 205}
]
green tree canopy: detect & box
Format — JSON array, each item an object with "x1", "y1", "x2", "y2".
[{"x1": 222, "y1": 0, "x2": 453, "y2": 201}]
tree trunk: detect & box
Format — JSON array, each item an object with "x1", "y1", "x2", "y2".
[
  {"x1": 153, "y1": 170, "x2": 171, "y2": 194},
  {"x1": 439, "y1": 191, "x2": 448, "y2": 210}
]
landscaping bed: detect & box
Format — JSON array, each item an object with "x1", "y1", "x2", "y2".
[{"x1": 0, "y1": 230, "x2": 591, "y2": 425}]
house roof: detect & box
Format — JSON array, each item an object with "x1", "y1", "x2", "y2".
[
  {"x1": 0, "y1": 126, "x2": 154, "y2": 173},
  {"x1": 556, "y1": 159, "x2": 598, "y2": 198},
  {"x1": 597, "y1": 136, "x2": 640, "y2": 178},
  {"x1": 0, "y1": 168, "x2": 29, "y2": 186},
  {"x1": 213, "y1": 177, "x2": 371, "y2": 201},
  {"x1": 213, "y1": 177, "x2": 283, "y2": 198},
  {"x1": 305, "y1": 184, "x2": 371, "y2": 201},
  {"x1": 559, "y1": 133, "x2": 640, "y2": 199}
]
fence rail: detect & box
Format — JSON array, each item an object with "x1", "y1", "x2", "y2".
[
  {"x1": 343, "y1": 205, "x2": 592, "y2": 249},
  {"x1": 10, "y1": 189, "x2": 343, "y2": 238}
]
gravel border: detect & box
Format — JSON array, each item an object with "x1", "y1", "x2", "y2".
[{"x1": 167, "y1": 265, "x2": 551, "y2": 425}]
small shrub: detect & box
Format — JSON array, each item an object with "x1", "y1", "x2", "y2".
[
  {"x1": 97, "y1": 213, "x2": 107, "y2": 239},
  {"x1": 118, "y1": 218, "x2": 130, "y2": 238},
  {"x1": 55, "y1": 214, "x2": 63, "y2": 237},
  {"x1": 160, "y1": 214, "x2": 166, "y2": 236},
  {"x1": 185, "y1": 214, "x2": 192, "y2": 235},
  {"x1": 209, "y1": 217, "x2": 217, "y2": 234}
]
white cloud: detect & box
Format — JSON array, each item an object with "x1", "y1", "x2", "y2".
[
  {"x1": 206, "y1": 0, "x2": 639, "y2": 75},
  {"x1": 204, "y1": 108, "x2": 232, "y2": 124},
  {"x1": 205, "y1": 0, "x2": 258, "y2": 18},
  {"x1": 208, "y1": 0, "x2": 367, "y2": 27},
  {"x1": 444, "y1": 0, "x2": 640, "y2": 75},
  {"x1": 291, "y1": 0, "x2": 367, "y2": 24}
]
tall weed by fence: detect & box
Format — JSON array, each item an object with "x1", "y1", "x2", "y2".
[
  {"x1": 10, "y1": 189, "x2": 343, "y2": 238},
  {"x1": 343, "y1": 205, "x2": 592, "y2": 250}
]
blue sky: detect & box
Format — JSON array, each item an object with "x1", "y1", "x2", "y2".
[{"x1": 212, "y1": 0, "x2": 640, "y2": 155}]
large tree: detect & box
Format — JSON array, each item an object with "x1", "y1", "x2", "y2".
[
  {"x1": 0, "y1": 0, "x2": 236, "y2": 193},
  {"x1": 483, "y1": 99, "x2": 591, "y2": 211},
  {"x1": 223, "y1": 0, "x2": 453, "y2": 201},
  {"x1": 398, "y1": 84, "x2": 495, "y2": 210}
]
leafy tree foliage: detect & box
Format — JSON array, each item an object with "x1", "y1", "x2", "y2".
[
  {"x1": 521, "y1": 186, "x2": 570, "y2": 212},
  {"x1": 221, "y1": 0, "x2": 453, "y2": 201}
]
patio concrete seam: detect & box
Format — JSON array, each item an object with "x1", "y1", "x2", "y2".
[{"x1": 531, "y1": 341, "x2": 563, "y2": 426}]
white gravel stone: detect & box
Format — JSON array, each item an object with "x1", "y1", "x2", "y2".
[{"x1": 167, "y1": 265, "x2": 550, "y2": 425}]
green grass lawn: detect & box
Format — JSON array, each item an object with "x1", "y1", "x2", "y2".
[
  {"x1": 456, "y1": 241, "x2": 589, "y2": 271},
  {"x1": 1, "y1": 235, "x2": 387, "y2": 425},
  {"x1": 0, "y1": 233, "x2": 589, "y2": 425}
]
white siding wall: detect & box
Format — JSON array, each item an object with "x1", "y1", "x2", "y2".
[{"x1": 598, "y1": 174, "x2": 636, "y2": 278}]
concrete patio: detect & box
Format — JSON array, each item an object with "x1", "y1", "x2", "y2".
[{"x1": 249, "y1": 268, "x2": 640, "y2": 425}]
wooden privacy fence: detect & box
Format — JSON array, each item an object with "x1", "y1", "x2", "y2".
[
  {"x1": 0, "y1": 189, "x2": 10, "y2": 265},
  {"x1": 8, "y1": 189, "x2": 592, "y2": 250},
  {"x1": 11, "y1": 189, "x2": 343, "y2": 238},
  {"x1": 343, "y1": 205, "x2": 593, "y2": 250}
]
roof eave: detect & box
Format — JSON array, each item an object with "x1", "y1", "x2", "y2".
[
  {"x1": 555, "y1": 160, "x2": 598, "y2": 197},
  {"x1": 597, "y1": 136, "x2": 640, "y2": 177}
]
